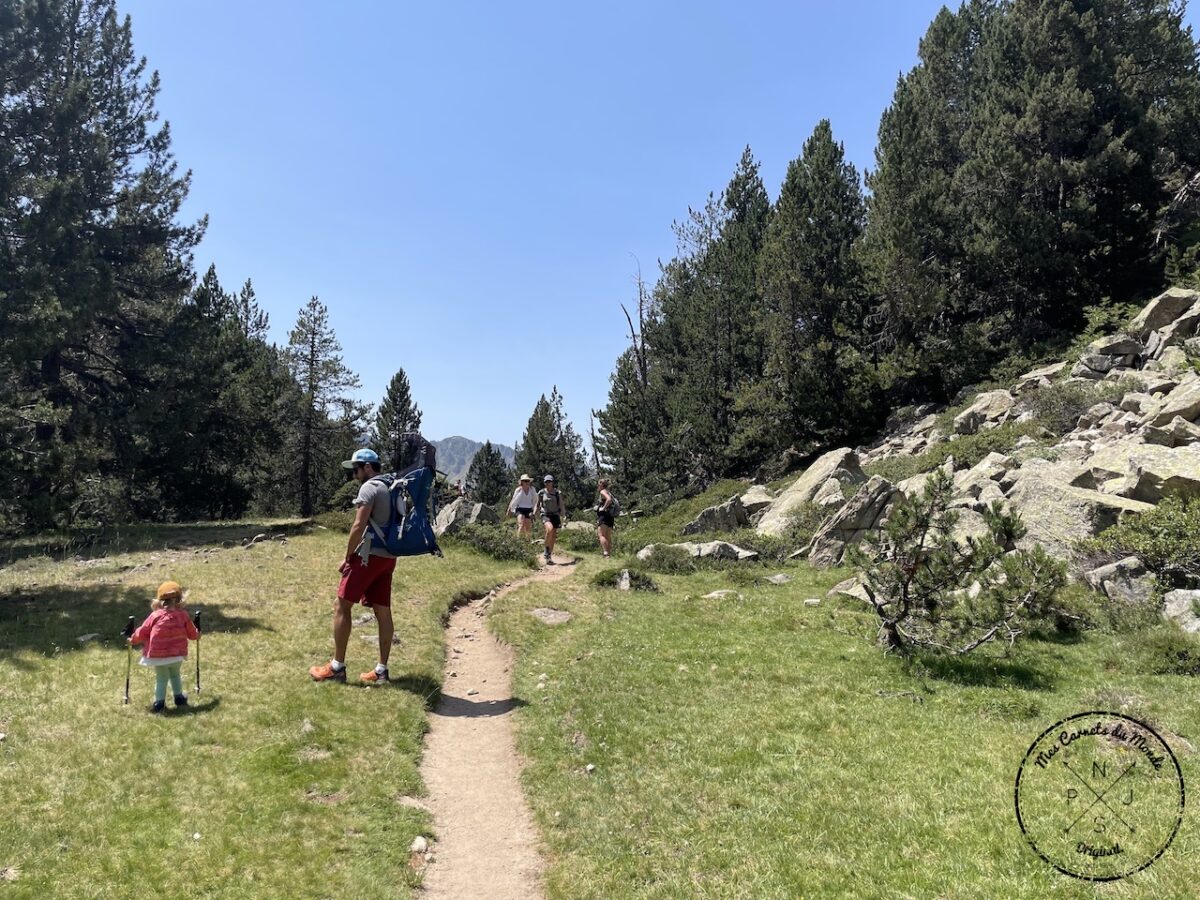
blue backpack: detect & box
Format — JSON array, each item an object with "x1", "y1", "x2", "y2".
[{"x1": 365, "y1": 433, "x2": 442, "y2": 558}]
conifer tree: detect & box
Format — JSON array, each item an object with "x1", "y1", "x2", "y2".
[
  {"x1": 465, "y1": 441, "x2": 511, "y2": 506},
  {"x1": 285, "y1": 297, "x2": 369, "y2": 516},
  {"x1": 374, "y1": 369, "x2": 423, "y2": 471},
  {"x1": 0, "y1": 0, "x2": 203, "y2": 527},
  {"x1": 755, "y1": 119, "x2": 868, "y2": 450}
]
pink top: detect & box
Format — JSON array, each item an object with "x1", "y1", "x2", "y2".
[{"x1": 130, "y1": 607, "x2": 199, "y2": 659}]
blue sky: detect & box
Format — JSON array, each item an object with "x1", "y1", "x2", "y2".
[{"x1": 116, "y1": 1, "x2": 1199, "y2": 449}]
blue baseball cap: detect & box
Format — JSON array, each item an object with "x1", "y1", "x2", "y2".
[{"x1": 342, "y1": 448, "x2": 380, "y2": 469}]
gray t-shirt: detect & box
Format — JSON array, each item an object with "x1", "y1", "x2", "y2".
[
  {"x1": 355, "y1": 478, "x2": 397, "y2": 558},
  {"x1": 538, "y1": 488, "x2": 564, "y2": 517}
]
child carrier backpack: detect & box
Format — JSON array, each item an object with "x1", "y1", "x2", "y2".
[{"x1": 365, "y1": 432, "x2": 442, "y2": 558}]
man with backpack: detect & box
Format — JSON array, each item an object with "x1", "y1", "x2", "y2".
[{"x1": 310, "y1": 448, "x2": 397, "y2": 685}]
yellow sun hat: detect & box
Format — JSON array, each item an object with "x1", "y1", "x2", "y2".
[{"x1": 156, "y1": 581, "x2": 183, "y2": 602}]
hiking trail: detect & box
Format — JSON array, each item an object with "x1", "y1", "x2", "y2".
[{"x1": 418, "y1": 553, "x2": 576, "y2": 899}]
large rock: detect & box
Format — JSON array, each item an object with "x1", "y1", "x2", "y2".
[
  {"x1": 739, "y1": 485, "x2": 775, "y2": 517},
  {"x1": 1084, "y1": 556, "x2": 1154, "y2": 604},
  {"x1": 1019, "y1": 361, "x2": 1067, "y2": 384},
  {"x1": 812, "y1": 478, "x2": 848, "y2": 508},
  {"x1": 1130, "y1": 287, "x2": 1200, "y2": 339},
  {"x1": 1086, "y1": 334, "x2": 1144, "y2": 357},
  {"x1": 827, "y1": 576, "x2": 871, "y2": 604},
  {"x1": 1147, "y1": 376, "x2": 1200, "y2": 427},
  {"x1": 434, "y1": 499, "x2": 500, "y2": 536},
  {"x1": 1163, "y1": 590, "x2": 1200, "y2": 633},
  {"x1": 756, "y1": 448, "x2": 866, "y2": 536},
  {"x1": 896, "y1": 456, "x2": 956, "y2": 501},
  {"x1": 1157, "y1": 303, "x2": 1200, "y2": 348},
  {"x1": 807, "y1": 476, "x2": 897, "y2": 568},
  {"x1": 1006, "y1": 478, "x2": 1153, "y2": 558},
  {"x1": 953, "y1": 390, "x2": 1015, "y2": 435},
  {"x1": 1143, "y1": 416, "x2": 1200, "y2": 448},
  {"x1": 563, "y1": 520, "x2": 595, "y2": 531},
  {"x1": 950, "y1": 508, "x2": 993, "y2": 545},
  {"x1": 1104, "y1": 369, "x2": 1177, "y2": 395},
  {"x1": 1120, "y1": 445, "x2": 1200, "y2": 503},
  {"x1": 636, "y1": 541, "x2": 758, "y2": 562},
  {"x1": 682, "y1": 495, "x2": 748, "y2": 535}
]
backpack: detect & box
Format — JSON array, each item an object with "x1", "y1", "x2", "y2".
[
  {"x1": 365, "y1": 433, "x2": 442, "y2": 558},
  {"x1": 598, "y1": 491, "x2": 620, "y2": 517}
]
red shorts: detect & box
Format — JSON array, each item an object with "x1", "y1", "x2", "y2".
[{"x1": 337, "y1": 555, "x2": 396, "y2": 607}]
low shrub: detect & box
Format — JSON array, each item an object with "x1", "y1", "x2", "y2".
[
  {"x1": 591, "y1": 566, "x2": 659, "y2": 592},
  {"x1": 1025, "y1": 378, "x2": 1134, "y2": 436},
  {"x1": 1128, "y1": 626, "x2": 1200, "y2": 676},
  {"x1": 1080, "y1": 497, "x2": 1200, "y2": 589},
  {"x1": 1042, "y1": 582, "x2": 1160, "y2": 635},
  {"x1": 312, "y1": 509, "x2": 353, "y2": 531},
  {"x1": 446, "y1": 524, "x2": 537, "y2": 567},
  {"x1": 637, "y1": 544, "x2": 698, "y2": 575}
]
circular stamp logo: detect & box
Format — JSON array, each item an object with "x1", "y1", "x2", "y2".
[{"x1": 1015, "y1": 711, "x2": 1184, "y2": 881}]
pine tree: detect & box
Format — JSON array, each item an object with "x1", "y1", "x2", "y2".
[
  {"x1": 755, "y1": 119, "x2": 869, "y2": 451},
  {"x1": 646, "y1": 148, "x2": 771, "y2": 479},
  {"x1": 0, "y1": 0, "x2": 203, "y2": 527},
  {"x1": 465, "y1": 441, "x2": 511, "y2": 506},
  {"x1": 284, "y1": 297, "x2": 369, "y2": 516},
  {"x1": 373, "y1": 368, "x2": 423, "y2": 471},
  {"x1": 863, "y1": 0, "x2": 1200, "y2": 401}
]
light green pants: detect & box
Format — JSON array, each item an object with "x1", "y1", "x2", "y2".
[{"x1": 154, "y1": 662, "x2": 184, "y2": 703}]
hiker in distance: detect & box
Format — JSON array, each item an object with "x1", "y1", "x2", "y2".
[
  {"x1": 507, "y1": 473, "x2": 537, "y2": 537},
  {"x1": 310, "y1": 448, "x2": 397, "y2": 685},
  {"x1": 535, "y1": 474, "x2": 566, "y2": 564},
  {"x1": 595, "y1": 478, "x2": 616, "y2": 558}
]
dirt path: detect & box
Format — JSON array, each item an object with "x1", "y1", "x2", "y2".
[{"x1": 419, "y1": 554, "x2": 576, "y2": 899}]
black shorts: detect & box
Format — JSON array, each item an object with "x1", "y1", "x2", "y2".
[
  {"x1": 597, "y1": 511, "x2": 615, "y2": 528},
  {"x1": 515, "y1": 506, "x2": 533, "y2": 518},
  {"x1": 542, "y1": 513, "x2": 561, "y2": 529}
]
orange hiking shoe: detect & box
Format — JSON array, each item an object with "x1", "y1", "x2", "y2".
[
  {"x1": 309, "y1": 662, "x2": 346, "y2": 682},
  {"x1": 360, "y1": 667, "x2": 389, "y2": 684}
]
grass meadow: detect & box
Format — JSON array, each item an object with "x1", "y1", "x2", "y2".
[
  {"x1": 0, "y1": 522, "x2": 529, "y2": 898},
  {"x1": 490, "y1": 556, "x2": 1200, "y2": 899},
  {"x1": 4, "y1": 504, "x2": 1200, "y2": 898}
]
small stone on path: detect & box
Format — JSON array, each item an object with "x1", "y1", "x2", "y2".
[
  {"x1": 410, "y1": 836, "x2": 429, "y2": 854},
  {"x1": 765, "y1": 574, "x2": 793, "y2": 585}
]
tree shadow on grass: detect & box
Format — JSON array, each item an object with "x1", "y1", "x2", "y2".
[
  {"x1": 0, "y1": 583, "x2": 267, "y2": 660},
  {"x1": 0, "y1": 520, "x2": 312, "y2": 567},
  {"x1": 908, "y1": 651, "x2": 1056, "y2": 692},
  {"x1": 390, "y1": 673, "x2": 442, "y2": 706},
  {"x1": 432, "y1": 693, "x2": 529, "y2": 718}
]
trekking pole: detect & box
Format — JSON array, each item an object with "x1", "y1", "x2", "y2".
[
  {"x1": 194, "y1": 609, "x2": 202, "y2": 694},
  {"x1": 122, "y1": 616, "x2": 135, "y2": 705}
]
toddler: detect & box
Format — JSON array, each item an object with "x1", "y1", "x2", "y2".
[{"x1": 129, "y1": 581, "x2": 199, "y2": 712}]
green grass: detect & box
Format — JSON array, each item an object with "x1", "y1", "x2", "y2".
[
  {"x1": 0, "y1": 521, "x2": 531, "y2": 898},
  {"x1": 490, "y1": 558, "x2": 1200, "y2": 899}
]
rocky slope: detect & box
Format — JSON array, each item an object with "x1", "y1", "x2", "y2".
[{"x1": 677, "y1": 287, "x2": 1200, "y2": 628}]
